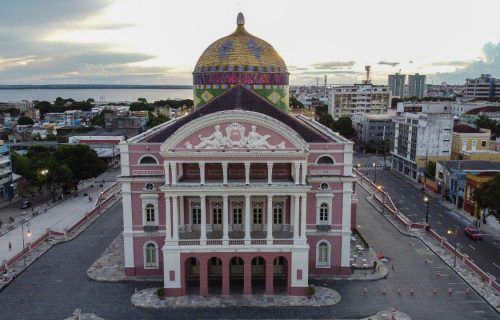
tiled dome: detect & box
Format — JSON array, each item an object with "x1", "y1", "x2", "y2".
[{"x1": 194, "y1": 13, "x2": 287, "y2": 72}]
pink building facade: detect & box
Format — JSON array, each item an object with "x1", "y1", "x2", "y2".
[{"x1": 118, "y1": 14, "x2": 356, "y2": 297}]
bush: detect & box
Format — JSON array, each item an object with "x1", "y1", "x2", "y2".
[
  {"x1": 156, "y1": 288, "x2": 164, "y2": 298},
  {"x1": 307, "y1": 286, "x2": 315, "y2": 297}
]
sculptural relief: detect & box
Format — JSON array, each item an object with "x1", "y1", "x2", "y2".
[{"x1": 185, "y1": 123, "x2": 286, "y2": 150}]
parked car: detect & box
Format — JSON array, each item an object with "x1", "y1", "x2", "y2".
[
  {"x1": 19, "y1": 200, "x2": 32, "y2": 209},
  {"x1": 464, "y1": 226, "x2": 482, "y2": 241}
]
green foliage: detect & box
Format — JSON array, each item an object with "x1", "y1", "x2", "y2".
[
  {"x1": 307, "y1": 286, "x2": 315, "y2": 297},
  {"x1": 425, "y1": 161, "x2": 436, "y2": 179},
  {"x1": 32, "y1": 133, "x2": 43, "y2": 141},
  {"x1": 45, "y1": 133, "x2": 57, "y2": 141},
  {"x1": 289, "y1": 96, "x2": 304, "y2": 109},
  {"x1": 55, "y1": 144, "x2": 107, "y2": 187},
  {"x1": 401, "y1": 96, "x2": 456, "y2": 102},
  {"x1": 34, "y1": 98, "x2": 93, "y2": 118},
  {"x1": 156, "y1": 288, "x2": 165, "y2": 297},
  {"x1": 11, "y1": 151, "x2": 30, "y2": 177},
  {"x1": 474, "y1": 115, "x2": 500, "y2": 135},
  {"x1": 17, "y1": 116, "x2": 34, "y2": 125},
  {"x1": 90, "y1": 109, "x2": 114, "y2": 126},
  {"x1": 2, "y1": 107, "x2": 20, "y2": 116},
  {"x1": 318, "y1": 114, "x2": 356, "y2": 139},
  {"x1": 474, "y1": 174, "x2": 500, "y2": 221},
  {"x1": 147, "y1": 111, "x2": 169, "y2": 128}
]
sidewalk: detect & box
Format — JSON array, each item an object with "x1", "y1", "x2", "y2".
[{"x1": 0, "y1": 180, "x2": 114, "y2": 265}]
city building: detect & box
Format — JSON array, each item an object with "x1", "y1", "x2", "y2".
[
  {"x1": 387, "y1": 73, "x2": 405, "y2": 98},
  {"x1": 352, "y1": 112, "x2": 394, "y2": 152},
  {"x1": 435, "y1": 160, "x2": 500, "y2": 214},
  {"x1": 119, "y1": 13, "x2": 356, "y2": 297},
  {"x1": 463, "y1": 172, "x2": 497, "y2": 219},
  {"x1": 0, "y1": 140, "x2": 16, "y2": 201},
  {"x1": 104, "y1": 112, "x2": 148, "y2": 131},
  {"x1": 407, "y1": 73, "x2": 426, "y2": 98},
  {"x1": 44, "y1": 113, "x2": 66, "y2": 126},
  {"x1": 451, "y1": 125, "x2": 500, "y2": 161},
  {"x1": 461, "y1": 105, "x2": 500, "y2": 124},
  {"x1": 329, "y1": 84, "x2": 391, "y2": 119},
  {"x1": 464, "y1": 74, "x2": 499, "y2": 101},
  {"x1": 391, "y1": 112, "x2": 453, "y2": 180}
]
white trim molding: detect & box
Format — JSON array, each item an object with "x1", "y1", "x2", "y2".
[
  {"x1": 316, "y1": 239, "x2": 331, "y2": 268},
  {"x1": 143, "y1": 241, "x2": 159, "y2": 269},
  {"x1": 140, "y1": 193, "x2": 160, "y2": 226},
  {"x1": 315, "y1": 193, "x2": 333, "y2": 225},
  {"x1": 137, "y1": 154, "x2": 160, "y2": 165}
]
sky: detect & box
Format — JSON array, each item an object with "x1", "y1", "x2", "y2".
[{"x1": 0, "y1": 0, "x2": 499, "y2": 85}]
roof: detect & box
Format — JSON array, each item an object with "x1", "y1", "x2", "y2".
[
  {"x1": 453, "y1": 124, "x2": 481, "y2": 133},
  {"x1": 141, "y1": 85, "x2": 330, "y2": 143},
  {"x1": 438, "y1": 160, "x2": 500, "y2": 172},
  {"x1": 194, "y1": 13, "x2": 287, "y2": 72},
  {"x1": 465, "y1": 106, "x2": 500, "y2": 115}
]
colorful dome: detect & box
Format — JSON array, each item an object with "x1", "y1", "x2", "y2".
[{"x1": 193, "y1": 13, "x2": 289, "y2": 111}]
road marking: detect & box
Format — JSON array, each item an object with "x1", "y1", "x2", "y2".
[
  {"x1": 437, "y1": 213, "x2": 443, "y2": 218},
  {"x1": 437, "y1": 221, "x2": 442, "y2": 225},
  {"x1": 468, "y1": 245, "x2": 476, "y2": 250},
  {"x1": 493, "y1": 263, "x2": 500, "y2": 270}
]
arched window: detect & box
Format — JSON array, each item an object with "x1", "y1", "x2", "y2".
[
  {"x1": 145, "y1": 204, "x2": 155, "y2": 223},
  {"x1": 139, "y1": 155, "x2": 158, "y2": 165},
  {"x1": 317, "y1": 241, "x2": 330, "y2": 267},
  {"x1": 316, "y1": 155, "x2": 335, "y2": 165},
  {"x1": 319, "y1": 203, "x2": 329, "y2": 223},
  {"x1": 145, "y1": 242, "x2": 158, "y2": 268}
]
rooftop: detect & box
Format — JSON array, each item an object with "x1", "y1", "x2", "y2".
[
  {"x1": 465, "y1": 106, "x2": 500, "y2": 115},
  {"x1": 438, "y1": 160, "x2": 500, "y2": 172},
  {"x1": 453, "y1": 124, "x2": 482, "y2": 133}
]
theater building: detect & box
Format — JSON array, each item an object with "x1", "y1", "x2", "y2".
[{"x1": 119, "y1": 13, "x2": 356, "y2": 296}]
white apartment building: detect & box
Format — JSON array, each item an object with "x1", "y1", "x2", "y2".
[
  {"x1": 329, "y1": 83, "x2": 391, "y2": 119},
  {"x1": 388, "y1": 73, "x2": 405, "y2": 98},
  {"x1": 391, "y1": 112, "x2": 453, "y2": 181},
  {"x1": 407, "y1": 74, "x2": 426, "y2": 98},
  {"x1": 397, "y1": 101, "x2": 500, "y2": 119}
]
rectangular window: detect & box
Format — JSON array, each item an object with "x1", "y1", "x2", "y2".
[
  {"x1": 191, "y1": 204, "x2": 201, "y2": 224},
  {"x1": 212, "y1": 206, "x2": 222, "y2": 224},
  {"x1": 273, "y1": 205, "x2": 283, "y2": 224},
  {"x1": 253, "y1": 206, "x2": 263, "y2": 224},
  {"x1": 233, "y1": 207, "x2": 242, "y2": 224}
]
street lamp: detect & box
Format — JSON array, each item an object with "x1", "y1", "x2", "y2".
[
  {"x1": 21, "y1": 221, "x2": 31, "y2": 266},
  {"x1": 377, "y1": 185, "x2": 385, "y2": 214},
  {"x1": 424, "y1": 196, "x2": 430, "y2": 225},
  {"x1": 373, "y1": 162, "x2": 377, "y2": 184},
  {"x1": 447, "y1": 227, "x2": 458, "y2": 268}
]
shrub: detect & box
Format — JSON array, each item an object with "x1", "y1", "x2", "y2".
[
  {"x1": 156, "y1": 288, "x2": 165, "y2": 298},
  {"x1": 307, "y1": 286, "x2": 315, "y2": 297}
]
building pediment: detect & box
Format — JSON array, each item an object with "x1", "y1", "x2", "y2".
[{"x1": 160, "y1": 110, "x2": 309, "y2": 156}]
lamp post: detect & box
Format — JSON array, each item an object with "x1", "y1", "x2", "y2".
[
  {"x1": 447, "y1": 227, "x2": 458, "y2": 268},
  {"x1": 373, "y1": 162, "x2": 377, "y2": 184},
  {"x1": 20, "y1": 221, "x2": 32, "y2": 266},
  {"x1": 377, "y1": 185, "x2": 385, "y2": 214},
  {"x1": 424, "y1": 196, "x2": 430, "y2": 225}
]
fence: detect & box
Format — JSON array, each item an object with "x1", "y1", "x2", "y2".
[
  {"x1": 354, "y1": 168, "x2": 500, "y2": 292},
  {"x1": 0, "y1": 182, "x2": 121, "y2": 274}
]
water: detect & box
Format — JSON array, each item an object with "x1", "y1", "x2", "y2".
[{"x1": 0, "y1": 88, "x2": 193, "y2": 103}]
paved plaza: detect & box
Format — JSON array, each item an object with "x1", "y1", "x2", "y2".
[{"x1": 0, "y1": 189, "x2": 498, "y2": 319}]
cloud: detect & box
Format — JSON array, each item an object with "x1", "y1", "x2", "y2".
[
  {"x1": 311, "y1": 61, "x2": 356, "y2": 69},
  {"x1": 378, "y1": 61, "x2": 399, "y2": 67},
  {"x1": 430, "y1": 42, "x2": 500, "y2": 84},
  {"x1": 427, "y1": 60, "x2": 475, "y2": 67}
]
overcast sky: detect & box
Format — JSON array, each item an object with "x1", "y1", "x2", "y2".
[{"x1": 0, "y1": 0, "x2": 498, "y2": 85}]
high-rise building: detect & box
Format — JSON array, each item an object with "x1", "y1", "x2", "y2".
[
  {"x1": 388, "y1": 73, "x2": 405, "y2": 98},
  {"x1": 329, "y1": 83, "x2": 391, "y2": 119},
  {"x1": 464, "y1": 74, "x2": 499, "y2": 101},
  {"x1": 0, "y1": 141, "x2": 15, "y2": 201},
  {"x1": 407, "y1": 73, "x2": 426, "y2": 98}
]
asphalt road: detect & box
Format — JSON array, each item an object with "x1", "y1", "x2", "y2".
[
  {"x1": 0, "y1": 188, "x2": 498, "y2": 319},
  {"x1": 354, "y1": 152, "x2": 500, "y2": 279}
]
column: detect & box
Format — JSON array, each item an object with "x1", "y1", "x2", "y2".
[
  {"x1": 244, "y1": 162, "x2": 250, "y2": 185},
  {"x1": 165, "y1": 196, "x2": 172, "y2": 240},
  {"x1": 200, "y1": 258, "x2": 208, "y2": 296},
  {"x1": 293, "y1": 195, "x2": 300, "y2": 241},
  {"x1": 222, "y1": 162, "x2": 228, "y2": 185},
  {"x1": 301, "y1": 161, "x2": 308, "y2": 185},
  {"x1": 244, "y1": 259, "x2": 252, "y2": 295},
  {"x1": 222, "y1": 194, "x2": 229, "y2": 242},
  {"x1": 267, "y1": 194, "x2": 273, "y2": 243},
  {"x1": 200, "y1": 195, "x2": 207, "y2": 244},
  {"x1": 172, "y1": 195, "x2": 179, "y2": 240},
  {"x1": 300, "y1": 193, "x2": 307, "y2": 240},
  {"x1": 222, "y1": 258, "x2": 230, "y2": 295},
  {"x1": 244, "y1": 194, "x2": 251, "y2": 243},
  {"x1": 179, "y1": 196, "x2": 185, "y2": 232},
  {"x1": 294, "y1": 161, "x2": 300, "y2": 185},
  {"x1": 267, "y1": 161, "x2": 273, "y2": 185},
  {"x1": 170, "y1": 162, "x2": 177, "y2": 185},
  {"x1": 265, "y1": 260, "x2": 274, "y2": 295},
  {"x1": 199, "y1": 161, "x2": 205, "y2": 185},
  {"x1": 164, "y1": 161, "x2": 170, "y2": 185},
  {"x1": 290, "y1": 194, "x2": 295, "y2": 233}
]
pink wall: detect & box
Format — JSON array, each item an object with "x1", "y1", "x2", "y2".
[
  {"x1": 307, "y1": 235, "x2": 344, "y2": 275},
  {"x1": 132, "y1": 236, "x2": 164, "y2": 276}
]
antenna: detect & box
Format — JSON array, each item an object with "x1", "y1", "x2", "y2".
[{"x1": 364, "y1": 65, "x2": 371, "y2": 84}]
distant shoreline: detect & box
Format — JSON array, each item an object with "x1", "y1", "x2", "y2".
[{"x1": 0, "y1": 85, "x2": 193, "y2": 90}]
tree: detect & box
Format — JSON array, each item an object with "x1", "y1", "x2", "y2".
[
  {"x1": 90, "y1": 110, "x2": 114, "y2": 126},
  {"x1": 55, "y1": 144, "x2": 107, "y2": 188},
  {"x1": 17, "y1": 116, "x2": 34, "y2": 125},
  {"x1": 11, "y1": 151, "x2": 31, "y2": 177},
  {"x1": 334, "y1": 117, "x2": 356, "y2": 138},
  {"x1": 45, "y1": 133, "x2": 57, "y2": 141},
  {"x1": 32, "y1": 133, "x2": 43, "y2": 141},
  {"x1": 474, "y1": 116, "x2": 500, "y2": 134},
  {"x1": 138, "y1": 97, "x2": 148, "y2": 104},
  {"x1": 474, "y1": 174, "x2": 500, "y2": 222},
  {"x1": 425, "y1": 161, "x2": 436, "y2": 179},
  {"x1": 147, "y1": 111, "x2": 169, "y2": 128},
  {"x1": 289, "y1": 96, "x2": 304, "y2": 109}
]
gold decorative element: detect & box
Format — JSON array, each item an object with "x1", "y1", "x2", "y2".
[{"x1": 200, "y1": 90, "x2": 214, "y2": 102}]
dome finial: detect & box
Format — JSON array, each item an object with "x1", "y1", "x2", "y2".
[{"x1": 237, "y1": 12, "x2": 245, "y2": 26}]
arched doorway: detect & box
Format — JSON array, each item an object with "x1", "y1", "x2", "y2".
[
  {"x1": 184, "y1": 257, "x2": 200, "y2": 294},
  {"x1": 273, "y1": 256, "x2": 288, "y2": 294},
  {"x1": 251, "y1": 256, "x2": 266, "y2": 294},
  {"x1": 229, "y1": 257, "x2": 244, "y2": 294},
  {"x1": 207, "y1": 257, "x2": 223, "y2": 294}
]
